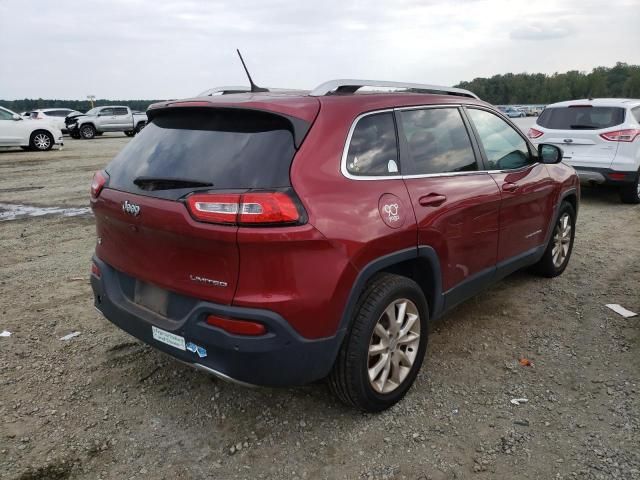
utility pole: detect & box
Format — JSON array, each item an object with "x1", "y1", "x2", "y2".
[{"x1": 87, "y1": 95, "x2": 96, "y2": 109}]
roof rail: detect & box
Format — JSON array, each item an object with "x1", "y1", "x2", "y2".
[
  {"x1": 197, "y1": 86, "x2": 252, "y2": 97},
  {"x1": 309, "y1": 79, "x2": 479, "y2": 99}
]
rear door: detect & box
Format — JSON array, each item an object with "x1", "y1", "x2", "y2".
[
  {"x1": 93, "y1": 107, "x2": 306, "y2": 305},
  {"x1": 113, "y1": 107, "x2": 133, "y2": 130},
  {"x1": 534, "y1": 105, "x2": 625, "y2": 168},
  {"x1": 397, "y1": 106, "x2": 501, "y2": 300},
  {"x1": 0, "y1": 107, "x2": 23, "y2": 145},
  {"x1": 465, "y1": 107, "x2": 555, "y2": 263}
]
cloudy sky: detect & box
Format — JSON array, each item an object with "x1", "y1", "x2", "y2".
[{"x1": 1, "y1": 0, "x2": 638, "y2": 99}]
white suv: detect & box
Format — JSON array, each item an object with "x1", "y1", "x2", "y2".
[
  {"x1": 528, "y1": 98, "x2": 640, "y2": 203},
  {"x1": 0, "y1": 106, "x2": 63, "y2": 151},
  {"x1": 26, "y1": 108, "x2": 81, "y2": 133}
]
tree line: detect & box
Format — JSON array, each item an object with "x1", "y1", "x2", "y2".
[
  {"x1": 1, "y1": 62, "x2": 639, "y2": 111},
  {"x1": 455, "y1": 62, "x2": 640, "y2": 105}
]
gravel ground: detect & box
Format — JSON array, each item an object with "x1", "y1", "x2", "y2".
[{"x1": 0, "y1": 132, "x2": 639, "y2": 480}]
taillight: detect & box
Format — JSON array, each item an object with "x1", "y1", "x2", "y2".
[
  {"x1": 186, "y1": 191, "x2": 303, "y2": 226},
  {"x1": 527, "y1": 128, "x2": 544, "y2": 139},
  {"x1": 90, "y1": 170, "x2": 108, "y2": 199},
  {"x1": 206, "y1": 315, "x2": 266, "y2": 336},
  {"x1": 600, "y1": 129, "x2": 640, "y2": 142}
]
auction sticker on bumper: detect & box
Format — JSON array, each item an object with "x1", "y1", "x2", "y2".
[{"x1": 151, "y1": 326, "x2": 186, "y2": 351}]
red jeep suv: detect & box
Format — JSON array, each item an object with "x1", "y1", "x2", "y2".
[{"x1": 90, "y1": 80, "x2": 579, "y2": 411}]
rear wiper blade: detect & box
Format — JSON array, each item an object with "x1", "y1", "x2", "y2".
[
  {"x1": 133, "y1": 176, "x2": 213, "y2": 191},
  {"x1": 569, "y1": 124, "x2": 597, "y2": 130}
]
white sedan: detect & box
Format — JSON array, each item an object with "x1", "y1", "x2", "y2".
[{"x1": 0, "y1": 106, "x2": 63, "y2": 151}]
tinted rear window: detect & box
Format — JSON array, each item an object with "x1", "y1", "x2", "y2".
[
  {"x1": 105, "y1": 109, "x2": 297, "y2": 199},
  {"x1": 537, "y1": 106, "x2": 625, "y2": 130}
]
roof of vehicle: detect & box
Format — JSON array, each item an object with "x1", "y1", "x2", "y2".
[
  {"x1": 546, "y1": 98, "x2": 640, "y2": 109},
  {"x1": 149, "y1": 80, "x2": 487, "y2": 122}
]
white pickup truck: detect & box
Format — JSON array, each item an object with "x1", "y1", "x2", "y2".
[{"x1": 66, "y1": 106, "x2": 147, "y2": 139}]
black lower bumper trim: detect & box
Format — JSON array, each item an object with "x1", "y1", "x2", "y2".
[{"x1": 91, "y1": 257, "x2": 340, "y2": 387}]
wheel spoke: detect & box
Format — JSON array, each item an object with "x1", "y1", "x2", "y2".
[
  {"x1": 397, "y1": 331, "x2": 420, "y2": 346},
  {"x1": 374, "y1": 323, "x2": 389, "y2": 342},
  {"x1": 369, "y1": 352, "x2": 389, "y2": 380},
  {"x1": 398, "y1": 313, "x2": 418, "y2": 340},
  {"x1": 376, "y1": 356, "x2": 392, "y2": 390},
  {"x1": 368, "y1": 342, "x2": 387, "y2": 356}
]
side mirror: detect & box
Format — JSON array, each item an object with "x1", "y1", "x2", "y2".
[
  {"x1": 538, "y1": 144, "x2": 563, "y2": 164},
  {"x1": 12, "y1": 113, "x2": 21, "y2": 121}
]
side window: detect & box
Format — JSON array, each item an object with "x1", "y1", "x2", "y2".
[
  {"x1": 114, "y1": 107, "x2": 128, "y2": 116},
  {"x1": 467, "y1": 108, "x2": 532, "y2": 170},
  {"x1": 632, "y1": 107, "x2": 640, "y2": 124},
  {"x1": 100, "y1": 108, "x2": 114, "y2": 116},
  {"x1": 0, "y1": 109, "x2": 14, "y2": 120},
  {"x1": 399, "y1": 108, "x2": 477, "y2": 175},
  {"x1": 345, "y1": 112, "x2": 399, "y2": 176}
]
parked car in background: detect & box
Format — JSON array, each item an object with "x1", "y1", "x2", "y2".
[
  {"x1": 66, "y1": 106, "x2": 147, "y2": 139},
  {"x1": 528, "y1": 98, "x2": 640, "y2": 203},
  {"x1": 89, "y1": 79, "x2": 578, "y2": 411},
  {"x1": 504, "y1": 107, "x2": 526, "y2": 118},
  {"x1": 25, "y1": 108, "x2": 82, "y2": 133},
  {"x1": 0, "y1": 106, "x2": 63, "y2": 151}
]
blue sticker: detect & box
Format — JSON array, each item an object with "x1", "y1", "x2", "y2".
[{"x1": 186, "y1": 342, "x2": 207, "y2": 358}]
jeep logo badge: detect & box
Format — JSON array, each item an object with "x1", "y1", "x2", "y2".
[{"x1": 122, "y1": 200, "x2": 140, "y2": 216}]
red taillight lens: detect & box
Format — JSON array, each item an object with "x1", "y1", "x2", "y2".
[
  {"x1": 600, "y1": 129, "x2": 640, "y2": 142},
  {"x1": 91, "y1": 262, "x2": 101, "y2": 278},
  {"x1": 90, "y1": 170, "x2": 108, "y2": 199},
  {"x1": 239, "y1": 192, "x2": 299, "y2": 224},
  {"x1": 527, "y1": 128, "x2": 544, "y2": 139},
  {"x1": 186, "y1": 191, "x2": 302, "y2": 226},
  {"x1": 608, "y1": 172, "x2": 629, "y2": 181},
  {"x1": 206, "y1": 315, "x2": 266, "y2": 336}
]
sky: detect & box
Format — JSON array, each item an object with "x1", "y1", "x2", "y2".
[{"x1": 0, "y1": 0, "x2": 639, "y2": 100}]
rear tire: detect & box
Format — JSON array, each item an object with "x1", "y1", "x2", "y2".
[
  {"x1": 29, "y1": 130, "x2": 53, "y2": 151},
  {"x1": 328, "y1": 273, "x2": 428, "y2": 412},
  {"x1": 619, "y1": 172, "x2": 640, "y2": 204},
  {"x1": 80, "y1": 124, "x2": 96, "y2": 139},
  {"x1": 124, "y1": 130, "x2": 135, "y2": 137},
  {"x1": 135, "y1": 122, "x2": 146, "y2": 134},
  {"x1": 533, "y1": 202, "x2": 576, "y2": 277}
]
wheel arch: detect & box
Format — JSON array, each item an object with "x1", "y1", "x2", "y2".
[{"x1": 337, "y1": 247, "x2": 444, "y2": 337}]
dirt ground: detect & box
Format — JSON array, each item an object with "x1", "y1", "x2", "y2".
[{"x1": 1, "y1": 133, "x2": 639, "y2": 480}]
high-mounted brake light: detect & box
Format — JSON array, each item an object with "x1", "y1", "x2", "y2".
[
  {"x1": 600, "y1": 129, "x2": 640, "y2": 143},
  {"x1": 90, "y1": 170, "x2": 108, "y2": 199},
  {"x1": 206, "y1": 315, "x2": 266, "y2": 336},
  {"x1": 186, "y1": 191, "x2": 302, "y2": 226},
  {"x1": 527, "y1": 128, "x2": 544, "y2": 139}
]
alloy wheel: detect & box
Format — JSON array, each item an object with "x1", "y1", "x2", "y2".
[
  {"x1": 368, "y1": 298, "x2": 421, "y2": 394},
  {"x1": 33, "y1": 133, "x2": 51, "y2": 150},
  {"x1": 552, "y1": 213, "x2": 572, "y2": 268}
]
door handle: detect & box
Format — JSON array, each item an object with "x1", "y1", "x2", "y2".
[
  {"x1": 502, "y1": 182, "x2": 518, "y2": 192},
  {"x1": 419, "y1": 193, "x2": 447, "y2": 207}
]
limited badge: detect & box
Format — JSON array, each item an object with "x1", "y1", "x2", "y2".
[{"x1": 378, "y1": 194, "x2": 406, "y2": 229}]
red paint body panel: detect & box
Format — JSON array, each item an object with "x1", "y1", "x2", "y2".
[
  {"x1": 489, "y1": 164, "x2": 556, "y2": 262},
  {"x1": 403, "y1": 174, "x2": 501, "y2": 291},
  {"x1": 93, "y1": 189, "x2": 239, "y2": 305}
]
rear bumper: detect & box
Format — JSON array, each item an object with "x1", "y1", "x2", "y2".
[
  {"x1": 90, "y1": 256, "x2": 339, "y2": 387},
  {"x1": 573, "y1": 167, "x2": 638, "y2": 186}
]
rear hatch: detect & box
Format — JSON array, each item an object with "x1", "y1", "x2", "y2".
[
  {"x1": 92, "y1": 104, "x2": 317, "y2": 306},
  {"x1": 535, "y1": 105, "x2": 624, "y2": 167}
]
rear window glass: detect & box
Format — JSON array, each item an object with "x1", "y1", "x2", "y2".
[
  {"x1": 345, "y1": 112, "x2": 399, "y2": 176},
  {"x1": 537, "y1": 106, "x2": 625, "y2": 130},
  {"x1": 106, "y1": 109, "x2": 297, "y2": 198}
]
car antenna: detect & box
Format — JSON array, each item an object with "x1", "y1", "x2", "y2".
[{"x1": 236, "y1": 49, "x2": 269, "y2": 93}]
